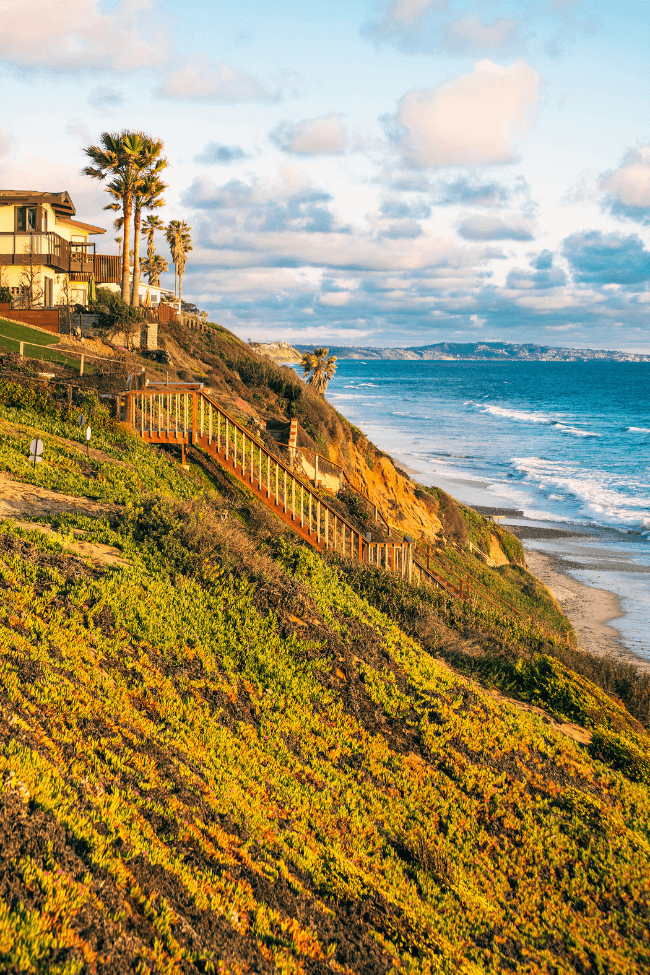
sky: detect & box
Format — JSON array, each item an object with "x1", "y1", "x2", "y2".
[{"x1": 1, "y1": 0, "x2": 649, "y2": 350}]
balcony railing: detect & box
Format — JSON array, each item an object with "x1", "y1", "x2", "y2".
[
  {"x1": 70, "y1": 253, "x2": 121, "y2": 285},
  {"x1": 0, "y1": 232, "x2": 95, "y2": 273}
]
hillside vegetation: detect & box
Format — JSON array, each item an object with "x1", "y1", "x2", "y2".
[{"x1": 0, "y1": 331, "x2": 649, "y2": 972}]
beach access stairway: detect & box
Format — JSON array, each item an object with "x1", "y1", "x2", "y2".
[
  {"x1": 120, "y1": 385, "x2": 573, "y2": 644},
  {"x1": 120, "y1": 385, "x2": 469, "y2": 599}
]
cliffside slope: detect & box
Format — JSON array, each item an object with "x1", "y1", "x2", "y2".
[{"x1": 0, "y1": 379, "x2": 649, "y2": 972}]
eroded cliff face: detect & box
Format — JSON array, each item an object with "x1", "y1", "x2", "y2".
[
  {"x1": 329, "y1": 435, "x2": 517, "y2": 564},
  {"x1": 339, "y1": 442, "x2": 443, "y2": 542}
]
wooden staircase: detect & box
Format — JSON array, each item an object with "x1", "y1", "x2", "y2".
[
  {"x1": 120, "y1": 385, "x2": 442, "y2": 586},
  {"x1": 119, "y1": 386, "x2": 540, "y2": 624}
]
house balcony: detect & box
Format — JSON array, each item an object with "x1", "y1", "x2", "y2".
[
  {"x1": 0, "y1": 232, "x2": 95, "y2": 273},
  {"x1": 69, "y1": 253, "x2": 121, "y2": 285}
]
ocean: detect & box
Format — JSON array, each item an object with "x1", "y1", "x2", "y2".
[{"x1": 319, "y1": 359, "x2": 650, "y2": 660}]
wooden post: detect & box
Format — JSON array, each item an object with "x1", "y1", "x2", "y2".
[
  {"x1": 292, "y1": 478, "x2": 295, "y2": 519},
  {"x1": 192, "y1": 393, "x2": 198, "y2": 445},
  {"x1": 301, "y1": 484, "x2": 304, "y2": 527},
  {"x1": 315, "y1": 453, "x2": 319, "y2": 486},
  {"x1": 283, "y1": 469, "x2": 287, "y2": 512},
  {"x1": 68, "y1": 385, "x2": 73, "y2": 409},
  {"x1": 208, "y1": 403, "x2": 212, "y2": 445},
  {"x1": 325, "y1": 506, "x2": 329, "y2": 547},
  {"x1": 408, "y1": 544, "x2": 413, "y2": 584},
  {"x1": 225, "y1": 418, "x2": 229, "y2": 460},
  {"x1": 79, "y1": 354, "x2": 84, "y2": 376},
  {"x1": 317, "y1": 501, "x2": 321, "y2": 543},
  {"x1": 19, "y1": 341, "x2": 24, "y2": 357},
  {"x1": 358, "y1": 533, "x2": 362, "y2": 561}
]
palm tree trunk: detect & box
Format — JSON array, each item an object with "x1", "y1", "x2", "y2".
[
  {"x1": 179, "y1": 267, "x2": 183, "y2": 303},
  {"x1": 132, "y1": 199, "x2": 142, "y2": 308},
  {"x1": 121, "y1": 190, "x2": 132, "y2": 304}
]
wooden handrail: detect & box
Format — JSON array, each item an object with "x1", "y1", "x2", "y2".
[
  {"x1": 278, "y1": 441, "x2": 395, "y2": 536},
  {"x1": 125, "y1": 388, "x2": 384, "y2": 565},
  {"x1": 123, "y1": 388, "x2": 574, "y2": 636}
]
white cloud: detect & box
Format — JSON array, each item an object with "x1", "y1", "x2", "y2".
[
  {"x1": 457, "y1": 213, "x2": 536, "y2": 241},
  {"x1": 271, "y1": 113, "x2": 347, "y2": 155},
  {"x1": 600, "y1": 146, "x2": 650, "y2": 209},
  {"x1": 158, "y1": 56, "x2": 279, "y2": 103},
  {"x1": 443, "y1": 17, "x2": 517, "y2": 54},
  {"x1": 0, "y1": 0, "x2": 169, "y2": 72},
  {"x1": 320, "y1": 292, "x2": 352, "y2": 306},
  {"x1": 0, "y1": 155, "x2": 108, "y2": 223},
  {"x1": 390, "y1": 60, "x2": 541, "y2": 168}
]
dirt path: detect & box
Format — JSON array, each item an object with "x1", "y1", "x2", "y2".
[{"x1": 0, "y1": 474, "x2": 126, "y2": 567}]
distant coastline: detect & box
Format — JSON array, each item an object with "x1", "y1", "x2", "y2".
[{"x1": 293, "y1": 341, "x2": 650, "y2": 362}]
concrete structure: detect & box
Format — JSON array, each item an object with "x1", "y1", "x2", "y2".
[{"x1": 0, "y1": 191, "x2": 106, "y2": 307}]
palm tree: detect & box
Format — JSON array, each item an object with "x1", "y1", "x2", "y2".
[
  {"x1": 141, "y1": 254, "x2": 169, "y2": 288},
  {"x1": 142, "y1": 214, "x2": 164, "y2": 262},
  {"x1": 165, "y1": 219, "x2": 192, "y2": 301},
  {"x1": 83, "y1": 131, "x2": 166, "y2": 305},
  {"x1": 84, "y1": 131, "x2": 147, "y2": 303},
  {"x1": 131, "y1": 166, "x2": 167, "y2": 307},
  {"x1": 301, "y1": 347, "x2": 337, "y2": 395}
]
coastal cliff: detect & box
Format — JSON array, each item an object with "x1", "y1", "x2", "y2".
[{"x1": 0, "y1": 325, "x2": 649, "y2": 972}]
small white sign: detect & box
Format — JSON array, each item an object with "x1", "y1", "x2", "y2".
[
  {"x1": 29, "y1": 438, "x2": 43, "y2": 466},
  {"x1": 86, "y1": 426, "x2": 91, "y2": 442}
]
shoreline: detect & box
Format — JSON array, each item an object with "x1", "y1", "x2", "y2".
[
  {"x1": 470, "y1": 508, "x2": 650, "y2": 673},
  {"x1": 523, "y1": 548, "x2": 650, "y2": 672}
]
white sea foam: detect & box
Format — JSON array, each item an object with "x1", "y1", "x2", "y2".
[
  {"x1": 479, "y1": 403, "x2": 599, "y2": 437},
  {"x1": 628, "y1": 426, "x2": 650, "y2": 433},
  {"x1": 344, "y1": 382, "x2": 377, "y2": 388},
  {"x1": 511, "y1": 456, "x2": 650, "y2": 529}
]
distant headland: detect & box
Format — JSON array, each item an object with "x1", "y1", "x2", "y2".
[{"x1": 290, "y1": 341, "x2": 650, "y2": 362}]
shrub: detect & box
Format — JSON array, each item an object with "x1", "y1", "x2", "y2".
[
  {"x1": 589, "y1": 728, "x2": 650, "y2": 784},
  {"x1": 93, "y1": 287, "x2": 145, "y2": 338}
]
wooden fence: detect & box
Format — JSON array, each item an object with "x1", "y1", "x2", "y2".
[{"x1": 0, "y1": 303, "x2": 60, "y2": 334}]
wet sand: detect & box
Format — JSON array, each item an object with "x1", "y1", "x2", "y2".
[{"x1": 467, "y1": 505, "x2": 650, "y2": 671}]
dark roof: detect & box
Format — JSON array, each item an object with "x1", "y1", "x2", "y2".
[{"x1": 0, "y1": 190, "x2": 76, "y2": 218}]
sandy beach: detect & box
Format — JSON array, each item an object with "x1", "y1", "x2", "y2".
[
  {"x1": 523, "y1": 547, "x2": 650, "y2": 668},
  {"x1": 499, "y1": 527, "x2": 650, "y2": 674}
]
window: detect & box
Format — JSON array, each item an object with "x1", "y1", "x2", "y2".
[{"x1": 16, "y1": 207, "x2": 37, "y2": 231}]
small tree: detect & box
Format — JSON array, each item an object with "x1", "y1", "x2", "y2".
[
  {"x1": 165, "y1": 219, "x2": 192, "y2": 301},
  {"x1": 142, "y1": 214, "x2": 164, "y2": 262},
  {"x1": 300, "y1": 347, "x2": 337, "y2": 396},
  {"x1": 58, "y1": 276, "x2": 74, "y2": 336},
  {"x1": 20, "y1": 246, "x2": 44, "y2": 309},
  {"x1": 141, "y1": 254, "x2": 169, "y2": 287}
]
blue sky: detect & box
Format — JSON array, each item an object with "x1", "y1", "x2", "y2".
[{"x1": 1, "y1": 0, "x2": 649, "y2": 349}]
